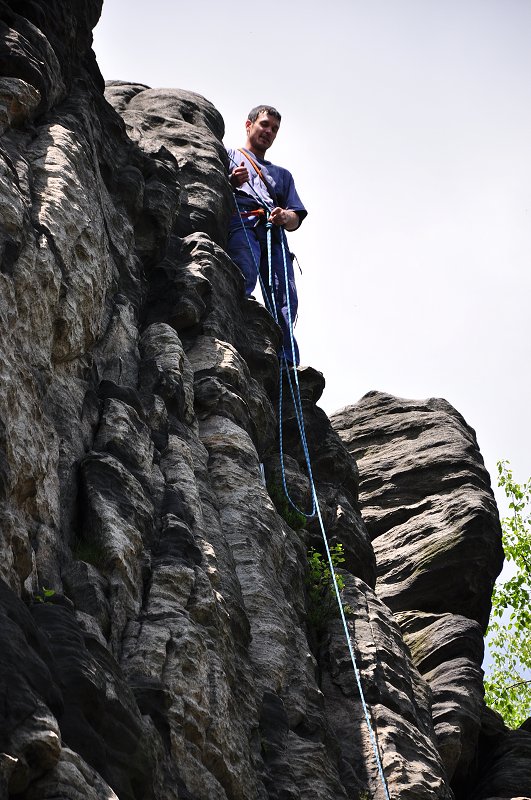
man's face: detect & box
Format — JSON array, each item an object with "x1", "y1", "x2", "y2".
[{"x1": 245, "y1": 112, "x2": 280, "y2": 154}]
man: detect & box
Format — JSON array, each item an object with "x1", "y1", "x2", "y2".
[{"x1": 226, "y1": 105, "x2": 307, "y2": 366}]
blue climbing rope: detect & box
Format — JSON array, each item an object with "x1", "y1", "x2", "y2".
[
  {"x1": 227, "y1": 153, "x2": 315, "y2": 514},
  {"x1": 228, "y1": 155, "x2": 390, "y2": 797},
  {"x1": 277, "y1": 227, "x2": 391, "y2": 800}
]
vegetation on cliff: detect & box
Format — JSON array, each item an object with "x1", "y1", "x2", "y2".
[{"x1": 485, "y1": 460, "x2": 531, "y2": 727}]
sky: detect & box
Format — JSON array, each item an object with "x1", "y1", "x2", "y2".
[{"x1": 92, "y1": 0, "x2": 531, "y2": 509}]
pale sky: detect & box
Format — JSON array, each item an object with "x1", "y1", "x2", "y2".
[{"x1": 93, "y1": 0, "x2": 531, "y2": 505}]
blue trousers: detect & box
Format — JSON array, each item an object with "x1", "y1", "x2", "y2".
[{"x1": 227, "y1": 217, "x2": 300, "y2": 366}]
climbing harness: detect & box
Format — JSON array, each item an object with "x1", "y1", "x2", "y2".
[
  {"x1": 237, "y1": 208, "x2": 267, "y2": 218},
  {"x1": 228, "y1": 151, "x2": 390, "y2": 797},
  {"x1": 237, "y1": 147, "x2": 278, "y2": 204}
]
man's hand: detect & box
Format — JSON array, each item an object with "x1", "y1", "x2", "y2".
[
  {"x1": 269, "y1": 207, "x2": 300, "y2": 231},
  {"x1": 230, "y1": 162, "x2": 249, "y2": 188}
]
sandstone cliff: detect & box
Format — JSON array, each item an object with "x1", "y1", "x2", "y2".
[{"x1": 1, "y1": 2, "x2": 530, "y2": 799}]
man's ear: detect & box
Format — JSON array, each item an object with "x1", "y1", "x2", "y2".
[{"x1": 245, "y1": 118, "x2": 251, "y2": 133}]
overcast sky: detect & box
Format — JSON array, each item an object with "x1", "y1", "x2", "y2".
[{"x1": 93, "y1": 0, "x2": 531, "y2": 505}]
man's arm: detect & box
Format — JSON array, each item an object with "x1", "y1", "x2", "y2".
[
  {"x1": 229, "y1": 156, "x2": 302, "y2": 230},
  {"x1": 271, "y1": 169, "x2": 306, "y2": 230},
  {"x1": 229, "y1": 162, "x2": 249, "y2": 189},
  {"x1": 269, "y1": 207, "x2": 301, "y2": 231}
]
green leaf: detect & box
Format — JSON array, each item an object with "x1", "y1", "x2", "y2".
[
  {"x1": 305, "y1": 544, "x2": 348, "y2": 636},
  {"x1": 484, "y1": 460, "x2": 531, "y2": 728}
]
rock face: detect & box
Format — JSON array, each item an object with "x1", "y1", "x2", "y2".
[
  {"x1": 1, "y1": 2, "x2": 530, "y2": 799},
  {"x1": 330, "y1": 393, "x2": 531, "y2": 798}
]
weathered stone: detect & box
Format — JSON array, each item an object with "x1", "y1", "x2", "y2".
[
  {"x1": 0, "y1": 77, "x2": 40, "y2": 135},
  {"x1": 332, "y1": 391, "x2": 504, "y2": 790},
  {"x1": 139, "y1": 322, "x2": 195, "y2": 424},
  {"x1": 279, "y1": 392, "x2": 376, "y2": 588},
  {"x1": 188, "y1": 335, "x2": 276, "y2": 455},
  {"x1": 21, "y1": 747, "x2": 120, "y2": 800},
  {"x1": 331, "y1": 392, "x2": 502, "y2": 624},
  {"x1": 31, "y1": 601, "x2": 156, "y2": 800},
  {"x1": 79, "y1": 450, "x2": 155, "y2": 652},
  {"x1": 143, "y1": 234, "x2": 211, "y2": 332},
  {"x1": 0, "y1": 7, "x2": 66, "y2": 112},
  {"x1": 62, "y1": 560, "x2": 111, "y2": 638},
  {"x1": 199, "y1": 413, "x2": 348, "y2": 799},
  {"x1": 323, "y1": 574, "x2": 453, "y2": 800},
  {"x1": 0, "y1": 579, "x2": 63, "y2": 794},
  {"x1": 105, "y1": 84, "x2": 232, "y2": 245}
]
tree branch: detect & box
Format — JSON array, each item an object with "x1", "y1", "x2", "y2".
[{"x1": 505, "y1": 678, "x2": 531, "y2": 691}]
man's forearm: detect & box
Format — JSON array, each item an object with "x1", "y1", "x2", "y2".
[
  {"x1": 269, "y1": 207, "x2": 301, "y2": 230},
  {"x1": 283, "y1": 210, "x2": 300, "y2": 231}
]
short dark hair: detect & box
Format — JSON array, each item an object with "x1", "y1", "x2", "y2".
[{"x1": 247, "y1": 105, "x2": 281, "y2": 123}]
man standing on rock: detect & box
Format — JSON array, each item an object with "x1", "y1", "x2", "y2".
[{"x1": 226, "y1": 106, "x2": 307, "y2": 366}]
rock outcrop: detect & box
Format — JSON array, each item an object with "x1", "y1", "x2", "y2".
[
  {"x1": 330, "y1": 392, "x2": 514, "y2": 797},
  {"x1": 1, "y1": 1, "x2": 530, "y2": 799}
]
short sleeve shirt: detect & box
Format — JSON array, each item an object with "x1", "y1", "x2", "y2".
[{"x1": 227, "y1": 147, "x2": 307, "y2": 223}]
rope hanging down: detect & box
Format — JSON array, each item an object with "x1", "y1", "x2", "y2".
[{"x1": 228, "y1": 156, "x2": 391, "y2": 799}]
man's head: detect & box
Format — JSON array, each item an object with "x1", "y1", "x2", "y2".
[
  {"x1": 245, "y1": 105, "x2": 281, "y2": 158},
  {"x1": 247, "y1": 105, "x2": 281, "y2": 124}
]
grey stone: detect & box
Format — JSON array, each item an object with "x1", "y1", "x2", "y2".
[
  {"x1": 105, "y1": 84, "x2": 232, "y2": 245},
  {"x1": 322, "y1": 574, "x2": 453, "y2": 800},
  {"x1": 331, "y1": 390, "x2": 505, "y2": 789},
  {"x1": 20, "y1": 747, "x2": 120, "y2": 800},
  {"x1": 0, "y1": 77, "x2": 40, "y2": 135}
]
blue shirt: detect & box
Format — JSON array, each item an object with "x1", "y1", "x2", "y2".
[{"x1": 227, "y1": 147, "x2": 307, "y2": 224}]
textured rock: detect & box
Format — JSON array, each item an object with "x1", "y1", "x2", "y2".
[
  {"x1": 105, "y1": 83, "x2": 233, "y2": 245},
  {"x1": 0, "y1": 77, "x2": 40, "y2": 134},
  {"x1": 466, "y1": 709, "x2": 531, "y2": 800},
  {"x1": 331, "y1": 391, "x2": 505, "y2": 791},
  {"x1": 322, "y1": 575, "x2": 453, "y2": 800},
  {"x1": 0, "y1": 579, "x2": 62, "y2": 795},
  {"x1": 397, "y1": 610, "x2": 486, "y2": 782},
  {"x1": 0, "y1": 2, "x2": 527, "y2": 799},
  {"x1": 331, "y1": 392, "x2": 502, "y2": 619},
  {"x1": 282, "y1": 382, "x2": 377, "y2": 588},
  {"x1": 21, "y1": 747, "x2": 121, "y2": 800},
  {"x1": 31, "y1": 600, "x2": 157, "y2": 800}
]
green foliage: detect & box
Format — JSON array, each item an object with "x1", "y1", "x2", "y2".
[
  {"x1": 72, "y1": 537, "x2": 107, "y2": 568},
  {"x1": 267, "y1": 480, "x2": 307, "y2": 530},
  {"x1": 35, "y1": 587, "x2": 55, "y2": 603},
  {"x1": 484, "y1": 460, "x2": 531, "y2": 728},
  {"x1": 306, "y1": 544, "x2": 348, "y2": 634}
]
